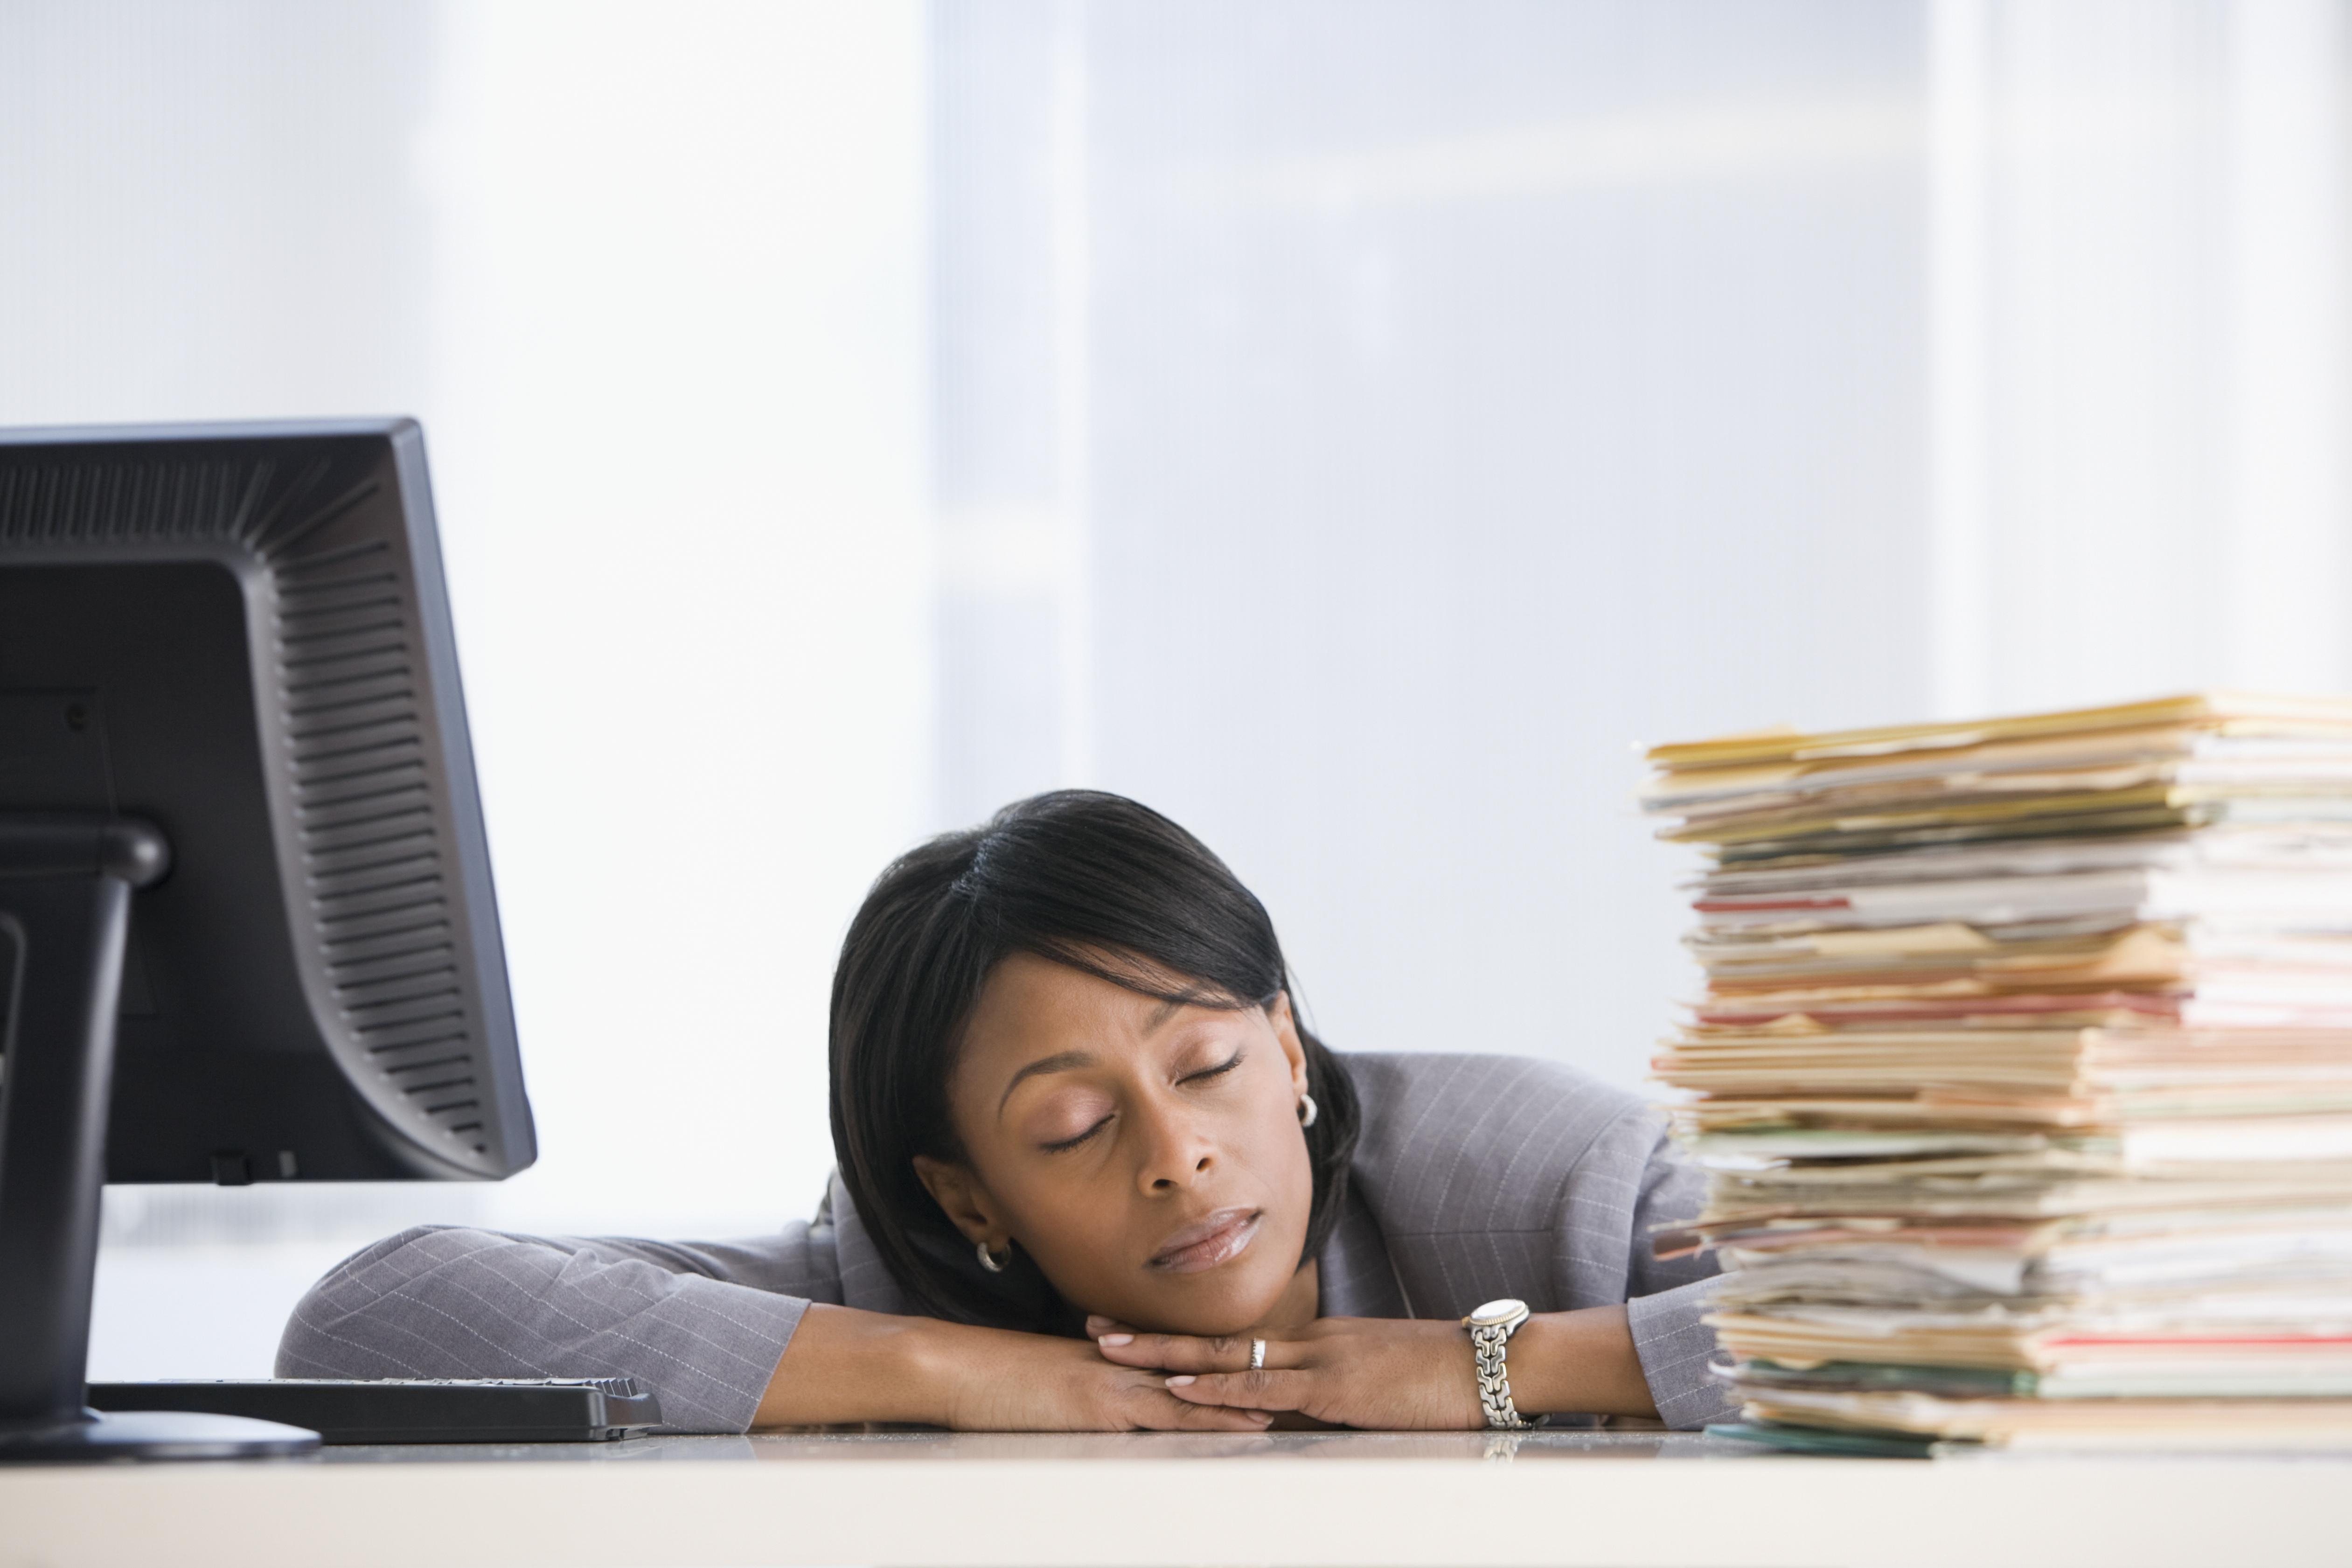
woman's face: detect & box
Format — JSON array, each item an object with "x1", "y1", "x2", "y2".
[{"x1": 914, "y1": 951, "x2": 1316, "y2": 1336}]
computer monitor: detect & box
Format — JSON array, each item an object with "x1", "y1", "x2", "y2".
[{"x1": 0, "y1": 419, "x2": 535, "y2": 1458}]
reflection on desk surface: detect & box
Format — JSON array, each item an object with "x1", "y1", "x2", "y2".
[
  {"x1": 320, "y1": 1429, "x2": 1749, "y2": 1464},
  {"x1": 312, "y1": 1428, "x2": 2352, "y2": 1467}
]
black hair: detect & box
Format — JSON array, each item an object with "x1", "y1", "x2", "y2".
[{"x1": 827, "y1": 789, "x2": 1361, "y2": 1333}]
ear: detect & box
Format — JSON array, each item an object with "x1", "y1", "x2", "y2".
[
  {"x1": 1266, "y1": 990, "x2": 1310, "y2": 1099},
  {"x1": 912, "y1": 1154, "x2": 1005, "y2": 1248}
]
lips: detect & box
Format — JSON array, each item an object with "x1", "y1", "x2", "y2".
[{"x1": 1148, "y1": 1206, "x2": 1262, "y2": 1273}]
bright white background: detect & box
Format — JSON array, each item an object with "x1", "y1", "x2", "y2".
[{"x1": 0, "y1": 0, "x2": 2345, "y2": 1378}]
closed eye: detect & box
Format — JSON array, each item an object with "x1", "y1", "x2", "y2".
[
  {"x1": 1181, "y1": 1049, "x2": 1245, "y2": 1085},
  {"x1": 1041, "y1": 1114, "x2": 1113, "y2": 1154},
  {"x1": 1039, "y1": 1052, "x2": 1241, "y2": 1152}
]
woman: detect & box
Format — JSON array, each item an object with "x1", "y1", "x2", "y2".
[{"x1": 279, "y1": 792, "x2": 1730, "y2": 1433}]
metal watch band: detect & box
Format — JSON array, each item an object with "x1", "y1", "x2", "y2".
[{"x1": 1464, "y1": 1300, "x2": 1540, "y2": 1431}]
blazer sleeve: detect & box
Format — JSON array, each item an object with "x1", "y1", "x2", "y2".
[
  {"x1": 273, "y1": 1221, "x2": 844, "y2": 1434},
  {"x1": 1612, "y1": 1115, "x2": 1736, "y2": 1431}
]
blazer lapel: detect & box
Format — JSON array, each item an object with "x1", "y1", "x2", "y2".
[{"x1": 1315, "y1": 1183, "x2": 1411, "y2": 1318}]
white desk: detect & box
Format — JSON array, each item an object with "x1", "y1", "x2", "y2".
[{"x1": 4, "y1": 1429, "x2": 2348, "y2": 1568}]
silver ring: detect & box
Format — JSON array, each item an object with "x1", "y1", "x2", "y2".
[{"x1": 1248, "y1": 1338, "x2": 1267, "y2": 1371}]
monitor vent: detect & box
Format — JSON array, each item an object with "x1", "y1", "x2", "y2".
[
  {"x1": 275, "y1": 540, "x2": 487, "y2": 1157},
  {"x1": 0, "y1": 439, "x2": 504, "y2": 1169},
  {"x1": 0, "y1": 426, "x2": 523, "y2": 1179},
  {"x1": 0, "y1": 456, "x2": 246, "y2": 544},
  {"x1": 0, "y1": 453, "x2": 376, "y2": 554}
]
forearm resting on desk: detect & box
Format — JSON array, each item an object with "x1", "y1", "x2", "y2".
[
  {"x1": 1116, "y1": 1303, "x2": 1661, "y2": 1429},
  {"x1": 752, "y1": 1304, "x2": 953, "y2": 1428},
  {"x1": 752, "y1": 1303, "x2": 1275, "y2": 1432},
  {"x1": 1512, "y1": 1305, "x2": 1658, "y2": 1421},
  {"x1": 758, "y1": 1303, "x2": 1663, "y2": 1431}
]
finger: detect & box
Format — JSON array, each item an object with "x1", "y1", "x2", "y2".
[
  {"x1": 1162, "y1": 1368, "x2": 1312, "y2": 1412},
  {"x1": 1096, "y1": 1331, "x2": 1273, "y2": 1373},
  {"x1": 1084, "y1": 1315, "x2": 1137, "y2": 1338},
  {"x1": 1131, "y1": 1390, "x2": 1274, "y2": 1433}
]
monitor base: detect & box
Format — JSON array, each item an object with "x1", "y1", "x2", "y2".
[{"x1": 0, "y1": 1408, "x2": 320, "y2": 1462}]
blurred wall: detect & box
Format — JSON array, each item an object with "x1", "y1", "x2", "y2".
[
  {"x1": 0, "y1": 0, "x2": 2345, "y2": 1376},
  {"x1": 933, "y1": 0, "x2": 1930, "y2": 1079},
  {"x1": 1, "y1": 0, "x2": 929, "y2": 1376},
  {"x1": 930, "y1": 0, "x2": 2352, "y2": 1090},
  {"x1": 1931, "y1": 0, "x2": 2352, "y2": 715}
]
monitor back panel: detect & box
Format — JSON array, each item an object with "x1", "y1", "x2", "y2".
[{"x1": 0, "y1": 423, "x2": 532, "y2": 1182}]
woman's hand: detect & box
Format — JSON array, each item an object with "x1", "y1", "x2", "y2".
[
  {"x1": 1084, "y1": 1303, "x2": 1659, "y2": 1429},
  {"x1": 1086, "y1": 1314, "x2": 1486, "y2": 1430},
  {"x1": 752, "y1": 1303, "x2": 1275, "y2": 1432},
  {"x1": 939, "y1": 1326, "x2": 1278, "y2": 1432}
]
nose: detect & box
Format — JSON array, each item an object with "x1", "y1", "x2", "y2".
[{"x1": 1131, "y1": 1094, "x2": 1216, "y2": 1196}]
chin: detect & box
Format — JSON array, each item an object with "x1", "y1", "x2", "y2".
[{"x1": 1133, "y1": 1265, "x2": 1294, "y2": 1337}]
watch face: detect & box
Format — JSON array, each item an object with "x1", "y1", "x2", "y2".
[{"x1": 1468, "y1": 1298, "x2": 1527, "y2": 1328}]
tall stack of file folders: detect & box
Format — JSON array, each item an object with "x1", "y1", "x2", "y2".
[{"x1": 1643, "y1": 694, "x2": 2352, "y2": 1454}]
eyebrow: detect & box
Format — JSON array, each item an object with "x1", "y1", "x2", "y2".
[
  {"x1": 990, "y1": 996, "x2": 1211, "y2": 1118},
  {"x1": 997, "y1": 1051, "x2": 1095, "y2": 1118}
]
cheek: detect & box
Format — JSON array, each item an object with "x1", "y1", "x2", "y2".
[
  {"x1": 1243, "y1": 1058, "x2": 1313, "y2": 1173},
  {"x1": 987, "y1": 1164, "x2": 1133, "y2": 1272},
  {"x1": 989, "y1": 1178, "x2": 1149, "y2": 1317},
  {"x1": 1255, "y1": 1100, "x2": 1317, "y2": 1240}
]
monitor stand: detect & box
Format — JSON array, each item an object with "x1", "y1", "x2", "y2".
[{"x1": 0, "y1": 816, "x2": 318, "y2": 1460}]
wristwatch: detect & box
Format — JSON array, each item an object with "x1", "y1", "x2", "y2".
[{"x1": 1462, "y1": 1297, "x2": 1542, "y2": 1431}]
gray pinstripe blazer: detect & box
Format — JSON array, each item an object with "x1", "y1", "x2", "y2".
[{"x1": 276, "y1": 1053, "x2": 1732, "y2": 1432}]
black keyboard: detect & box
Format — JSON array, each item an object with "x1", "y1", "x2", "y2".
[{"x1": 87, "y1": 1377, "x2": 663, "y2": 1444}]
